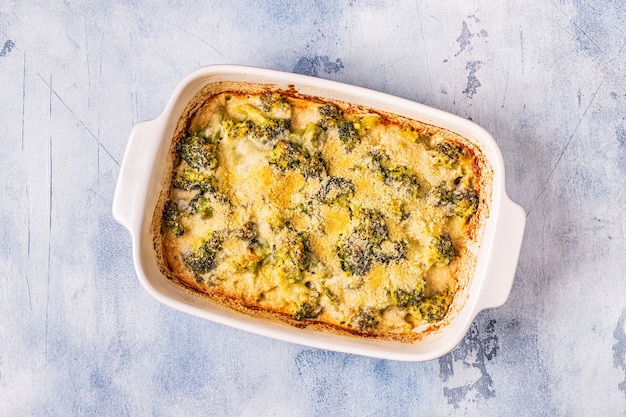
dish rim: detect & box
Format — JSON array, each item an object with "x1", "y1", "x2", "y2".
[{"x1": 112, "y1": 64, "x2": 526, "y2": 361}]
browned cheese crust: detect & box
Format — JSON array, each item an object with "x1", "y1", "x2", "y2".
[{"x1": 152, "y1": 85, "x2": 491, "y2": 342}]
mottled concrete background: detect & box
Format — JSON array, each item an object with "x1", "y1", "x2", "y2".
[{"x1": 1, "y1": 1, "x2": 625, "y2": 416}]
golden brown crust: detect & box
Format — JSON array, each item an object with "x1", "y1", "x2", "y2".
[
  {"x1": 162, "y1": 273, "x2": 430, "y2": 343},
  {"x1": 152, "y1": 83, "x2": 492, "y2": 342}
]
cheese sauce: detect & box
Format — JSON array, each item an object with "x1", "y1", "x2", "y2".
[{"x1": 157, "y1": 91, "x2": 484, "y2": 339}]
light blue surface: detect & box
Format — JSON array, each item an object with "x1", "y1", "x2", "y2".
[{"x1": 1, "y1": 1, "x2": 625, "y2": 415}]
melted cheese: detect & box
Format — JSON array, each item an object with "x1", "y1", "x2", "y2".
[{"x1": 157, "y1": 90, "x2": 485, "y2": 339}]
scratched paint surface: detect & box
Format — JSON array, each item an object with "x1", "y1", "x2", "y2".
[{"x1": 1, "y1": 0, "x2": 625, "y2": 415}]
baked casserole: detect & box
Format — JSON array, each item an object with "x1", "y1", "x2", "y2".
[{"x1": 153, "y1": 87, "x2": 489, "y2": 342}]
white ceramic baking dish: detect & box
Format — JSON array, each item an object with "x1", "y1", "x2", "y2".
[{"x1": 112, "y1": 65, "x2": 525, "y2": 362}]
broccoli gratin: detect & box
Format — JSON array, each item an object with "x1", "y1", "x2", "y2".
[{"x1": 153, "y1": 88, "x2": 488, "y2": 341}]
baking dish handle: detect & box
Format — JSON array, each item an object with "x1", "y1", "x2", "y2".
[
  {"x1": 112, "y1": 119, "x2": 160, "y2": 235},
  {"x1": 478, "y1": 196, "x2": 526, "y2": 310}
]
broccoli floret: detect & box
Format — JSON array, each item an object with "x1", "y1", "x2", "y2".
[
  {"x1": 355, "y1": 308, "x2": 380, "y2": 331},
  {"x1": 235, "y1": 103, "x2": 291, "y2": 146},
  {"x1": 183, "y1": 233, "x2": 224, "y2": 275},
  {"x1": 293, "y1": 301, "x2": 322, "y2": 321},
  {"x1": 337, "y1": 232, "x2": 374, "y2": 276},
  {"x1": 450, "y1": 190, "x2": 478, "y2": 218},
  {"x1": 267, "y1": 140, "x2": 326, "y2": 178},
  {"x1": 338, "y1": 120, "x2": 360, "y2": 151},
  {"x1": 318, "y1": 105, "x2": 341, "y2": 129},
  {"x1": 274, "y1": 231, "x2": 311, "y2": 283},
  {"x1": 162, "y1": 200, "x2": 185, "y2": 236},
  {"x1": 260, "y1": 92, "x2": 292, "y2": 119},
  {"x1": 428, "y1": 234, "x2": 456, "y2": 266},
  {"x1": 221, "y1": 118, "x2": 254, "y2": 140},
  {"x1": 433, "y1": 141, "x2": 464, "y2": 168},
  {"x1": 318, "y1": 105, "x2": 361, "y2": 151},
  {"x1": 183, "y1": 249, "x2": 216, "y2": 275},
  {"x1": 229, "y1": 222, "x2": 271, "y2": 273},
  {"x1": 336, "y1": 209, "x2": 392, "y2": 276},
  {"x1": 369, "y1": 150, "x2": 424, "y2": 198},
  {"x1": 251, "y1": 118, "x2": 291, "y2": 145},
  {"x1": 236, "y1": 103, "x2": 271, "y2": 125},
  {"x1": 418, "y1": 293, "x2": 451, "y2": 321},
  {"x1": 176, "y1": 133, "x2": 218, "y2": 170},
  {"x1": 285, "y1": 232, "x2": 310, "y2": 272},
  {"x1": 357, "y1": 209, "x2": 388, "y2": 243},
  {"x1": 172, "y1": 167, "x2": 215, "y2": 192},
  {"x1": 392, "y1": 282, "x2": 426, "y2": 308},
  {"x1": 188, "y1": 193, "x2": 213, "y2": 219},
  {"x1": 316, "y1": 177, "x2": 355, "y2": 203},
  {"x1": 292, "y1": 281, "x2": 322, "y2": 321},
  {"x1": 234, "y1": 222, "x2": 268, "y2": 253},
  {"x1": 432, "y1": 184, "x2": 479, "y2": 219}
]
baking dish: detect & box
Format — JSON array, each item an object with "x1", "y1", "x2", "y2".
[{"x1": 112, "y1": 65, "x2": 525, "y2": 361}]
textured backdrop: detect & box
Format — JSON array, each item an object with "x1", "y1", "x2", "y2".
[{"x1": 1, "y1": 1, "x2": 625, "y2": 416}]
